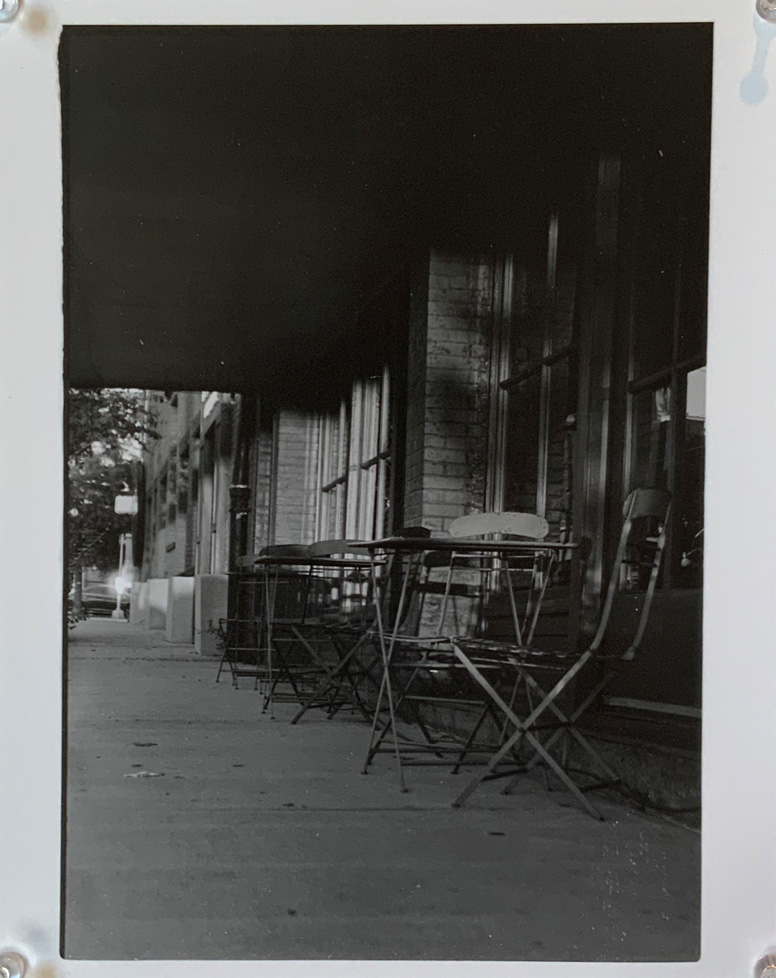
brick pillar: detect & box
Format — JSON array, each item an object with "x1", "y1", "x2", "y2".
[{"x1": 403, "y1": 250, "x2": 494, "y2": 532}]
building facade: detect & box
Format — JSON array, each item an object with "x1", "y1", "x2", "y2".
[{"x1": 139, "y1": 144, "x2": 706, "y2": 803}]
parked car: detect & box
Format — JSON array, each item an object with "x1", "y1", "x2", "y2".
[{"x1": 68, "y1": 583, "x2": 130, "y2": 618}]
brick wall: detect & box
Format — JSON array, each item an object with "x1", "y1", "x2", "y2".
[{"x1": 403, "y1": 250, "x2": 494, "y2": 532}]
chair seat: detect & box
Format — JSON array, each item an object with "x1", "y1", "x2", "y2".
[
  {"x1": 321, "y1": 616, "x2": 375, "y2": 633},
  {"x1": 453, "y1": 636, "x2": 582, "y2": 668},
  {"x1": 389, "y1": 634, "x2": 453, "y2": 647},
  {"x1": 387, "y1": 639, "x2": 496, "y2": 675}
]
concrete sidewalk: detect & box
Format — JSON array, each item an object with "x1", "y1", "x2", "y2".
[{"x1": 64, "y1": 619, "x2": 700, "y2": 961}]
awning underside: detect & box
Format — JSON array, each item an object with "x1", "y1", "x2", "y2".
[{"x1": 63, "y1": 24, "x2": 712, "y2": 401}]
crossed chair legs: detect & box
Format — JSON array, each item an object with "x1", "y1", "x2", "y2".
[
  {"x1": 215, "y1": 618, "x2": 271, "y2": 692},
  {"x1": 450, "y1": 641, "x2": 620, "y2": 819},
  {"x1": 362, "y1": 642, "x2": 534, "y2": 790},
  {"x1": 290, "y1": 625, "x2": 382, "y2": 724}
]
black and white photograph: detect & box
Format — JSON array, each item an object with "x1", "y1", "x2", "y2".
[{"x1": 62, "y1": 23, "x2": 711, "y2": 962}]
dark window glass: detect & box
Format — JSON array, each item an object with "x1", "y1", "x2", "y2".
[
  {"x1": 631, "y1": 168, "x2": 681, "y2": 381},
  {"x1": 545, "y1": 357, "x2": 574, "y2": 535},
  {"x1": 551, "y1": 261, "x2": 577, "y2": 353},
  {"x1": 503, "y1": 372, "x2": 541, "y2": 514},
  {"x1": 630, "y1": 386, "x2": 671, "y2": 492},
  {"x1": 675, "y1": 368, "x2": 705, "y2": 588},
  {"x1": 508, "y1": 263, "x2": 545, "y2": 374}
]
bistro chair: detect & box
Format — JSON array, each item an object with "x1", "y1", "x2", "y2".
[
  {"x1": 362, "y1": 512, "x2": 553, "y2": 788},
  {"x1": 254, "y1": 543, "x2": 346, "y2": 714},
  {"x1": 444, "y1": 511, "x2": 552, "y2": 644},
  {"x1": 293, "y1": 527, "x2": 433, "y2": 727},
  {"x1": 288, "y1": 538, "x2": 381, "y2": 724},
  {"x1": 216, "y1": 544, "x2": 312, "y2": 692},
  {"x1": 215, "y1": 568, "x2": 270, "y2": 690},
  {"x1": 449, "y1": 487, "x2": 671, "y2": 819}
]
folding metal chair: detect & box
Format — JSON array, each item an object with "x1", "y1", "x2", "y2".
[
  {"x1": 288, "y1": 539, "x2": 381, "y2": 724},
  {"x1": 362, "y1": 512, "x2": 552, "y2": 789},
  {"x1": 215, "y1": 569, "x2": 268, "y2": 689},
  {"x1": 257, "y1": 544, "x2": 335, "y2": 714},
  {"x1": 450, "y1": 488, "x2": 671, "y2": 819},
  {"x1": 443, "y1": 511, "x2": 552, "y2": 646}
]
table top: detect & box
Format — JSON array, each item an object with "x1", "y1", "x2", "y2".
[
  {"x1": 243, "y1": 555, "x2": 377, "y2": 569},
  {"x1": 352, "y1": 535, "x2": 578, "y2": 555}
]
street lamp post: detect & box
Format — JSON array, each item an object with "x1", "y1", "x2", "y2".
[{"x1": 111, "y1": 533, "x2": 133, "y2": 620}]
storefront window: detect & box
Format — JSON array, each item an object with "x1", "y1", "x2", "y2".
[
  {"x1": 503, "y1": 372, "x2": 541, "y2": 515},
  {"x1": 316, "y1": 365, "x2": 392, "y2": 542},
  {"x1": 627, "y1": 267, "x2": 705, "y2": 590},
  {"x1": 623, "y1": 155, "x2": 707, "y2": 590},
  {"x1": 676, "y1": 367, "x2": 705, "y2": 589},
  {"x1": 492, "y1": 212, "x2": 577, "y2": 541},
  {"x1": 630, "y1": 386, "x2": 671, "y2": 492},
  {"x1": 317, "y1": 402, "x2": 348, "y2": 541}
]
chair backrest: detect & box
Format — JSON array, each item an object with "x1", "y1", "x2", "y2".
[
  {"x1": 446, "y1": 511, "x2": 549, "y2": 540},
  {"x1": 410, "y1": 514, "x2": 546, "y2": 639},
  {"x1": 306, "y1": 538, "x2": 369, "y2": 558},
  {"x1": 590, "y1": 487, "x2": 671, "y2": 660},
  {"x1": 368, "y1": 526, "x2": 431, "y2": 632},
  {"x1": 394, "y1": 525, "x2": 432, "y2": 539},
  {"x1": 258, "y1": 544, "x2": 310, "y2": 559}
]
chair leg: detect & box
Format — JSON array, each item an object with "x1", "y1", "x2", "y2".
[
  {"x1": 450, "y1": 702, "x2": 491, "y2": 773},
  {"x1": 215, "y1": 650, "x2": 231, "y2": 684},
  {"x1": 215, "y1": 622, "x2": 234, "y2": 684},
  {"x1": 564, "y1": 722, "x2": 620, "y2": 784},
  {"x1": 392, "y1": 659, "x2": 450, "y2": 754},
  {"x1": 364, "y1": 678, "x2": 416, "y2": 769},
  {"x1": 502, "y1": 669, "x2": 567, "y2": 794},
  {"x1": 215, "y1": 651, "x2": 227, "y2": 683},
  {"x1": 362, "y1": 660, "x2": 408, "y2": 791},
  {"x1": 292, "y1": 631, "x2": 375, "y2": 724},
  {"x1": 361, "y1": 560, "x2": 415, "y2": 790},
  {"x1": 504, "y1": 669, "x2": 619, "y2": 798},
  {"x1": 451, "y1": 668, "x2": 522, "y2": 774},
  {"x1": 454, "y1": 714, "x2": 604, "y2": 819},
  {"x1": 525, "y1": 673, "x2": 617, "y2": 777},
  {"x1": 501, "y1": 674, "x2": 550, "y2": 795},
  {"x1": 450, "y1": 644, "x2": 604, "y2": 819},
  {"x1": 342, "y1": 641, "x2": 382, "y2": 721}
]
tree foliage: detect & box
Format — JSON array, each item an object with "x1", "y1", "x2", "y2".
[
  {"x1": 67, "y1": 389, "x2": 156, "y2": 578},
  {"x1": 68, "y1": 454, "x2": 134, "y2": 574},
  {"x1": 68, "y1": 388, "x2": 157, "y2": 462}
]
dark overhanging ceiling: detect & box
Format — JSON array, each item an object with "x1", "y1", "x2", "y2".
[{"x1": 61, "y1": 23, "x2": 713, "y2": 402}]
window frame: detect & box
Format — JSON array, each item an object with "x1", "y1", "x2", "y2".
[
  {"x1": 316, "y1": 364, "x2": 392, "y2": 542},
  {"x1": 488, "y1": 211, "x2": 577, "y2": 539},
  {"x1": 623, "y1": 221, "x2": 706, "y2": 590}
]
